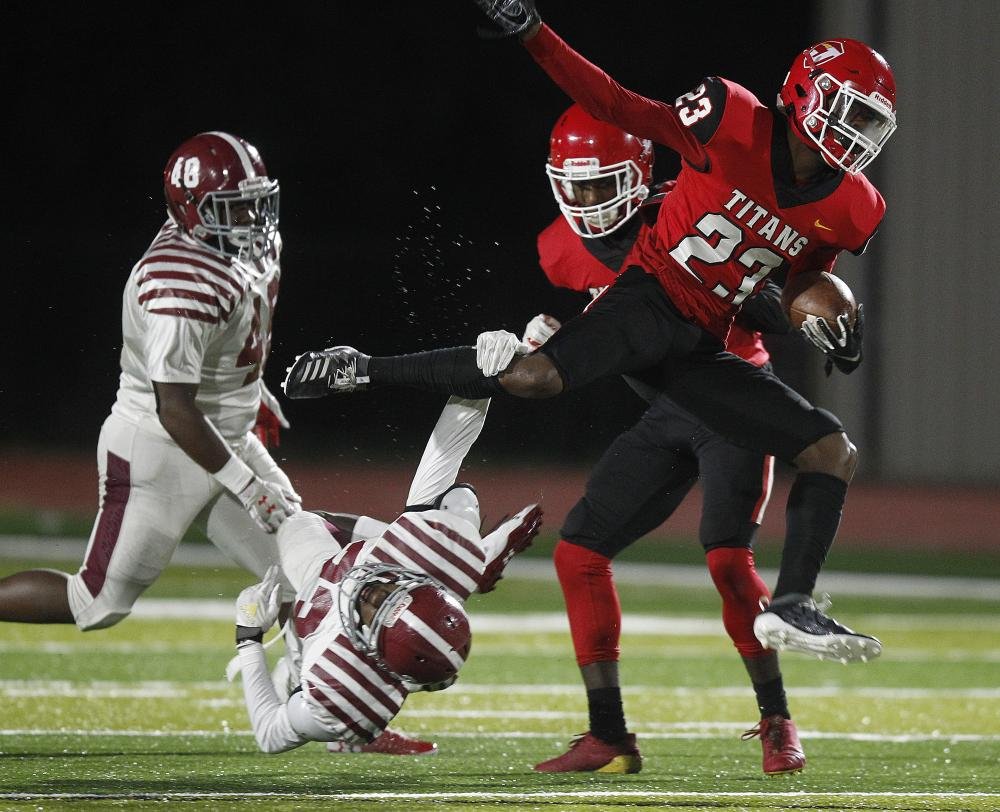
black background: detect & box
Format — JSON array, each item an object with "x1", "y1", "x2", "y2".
[{"x1": 4, "y1": 2, "x2": 817, "y2": 467}]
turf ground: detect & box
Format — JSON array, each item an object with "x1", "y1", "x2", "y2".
[{"x1": 1, "y1": 548, "x2": 998, "y2": 811}]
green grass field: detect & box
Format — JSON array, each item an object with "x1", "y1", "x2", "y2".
[{"x1": 1, "y1": 549, "x2": 998, "y2": 811}]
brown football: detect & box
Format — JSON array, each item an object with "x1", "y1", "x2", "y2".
[{"x1": 781, "y1": 270, "x2": 857, "y2": 330}]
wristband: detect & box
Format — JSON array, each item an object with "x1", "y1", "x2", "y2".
[
  {"x1": 236, "y1": 625, "x2": 264, "y2": 645},
  {"x1": 213, "y1": 454, "x2": 255, "y2": 494}
]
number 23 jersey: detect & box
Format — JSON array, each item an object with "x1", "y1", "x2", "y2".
[
  {"x1": 628, "y1": 77, "x2": 884, "y2": 341},
  {"x1": 112, "y1": 221, "x2": 281, "y2": 441},
  {"x1": 524, "y1": 25, "x2": 885, "y2": 341}
]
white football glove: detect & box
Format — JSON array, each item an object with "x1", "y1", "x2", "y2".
[
  {"x1": 522, "y1": 313, "x2": 561, "y2": 350},
  {"x1": 475, "y1": 330, "x2": 528, "y2": 376},
  {"x1": 235, "y1": 564, "x2": 282, "y2": 633},
  {"x1": 236, "y1": 476, "x2": 300, "y2": 534}
]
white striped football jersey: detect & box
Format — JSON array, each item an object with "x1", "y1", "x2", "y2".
[
  {"x1": 112, "y1": 220, "x2": 281, "y2": 440},
  {"x1": 292, "y1": 510, "x2": 486, "y2": 743}
]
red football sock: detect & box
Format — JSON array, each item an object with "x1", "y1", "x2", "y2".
[{"x1": 554, "y1": 540, "x2": 621, "y2": 666}]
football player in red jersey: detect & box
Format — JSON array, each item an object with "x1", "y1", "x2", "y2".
[
  {"x1": 470, "y1": 104, "x2": 806, "y2": 774},
  {"x1": 284, "y1": 0, "x2": 894, "y2": 753},
  {"x1": 0, "y1": 133, "x2": 300, "y2": 639}
]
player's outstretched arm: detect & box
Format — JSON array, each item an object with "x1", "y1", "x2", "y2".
[{"x1": 474, "y1": 4, "x2": 703, "y2": 163}]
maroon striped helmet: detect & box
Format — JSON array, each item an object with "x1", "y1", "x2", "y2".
[
  {"x1": 163, "y1": 131, "x2": 279, "y2": 258},
  {"x1": 339, "y1": 563, "x2": 472, "y2": 690}
]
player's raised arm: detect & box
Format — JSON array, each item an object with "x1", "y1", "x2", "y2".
[{"x1": 473, "y1": 1, "x2": 706, "y2": 166}]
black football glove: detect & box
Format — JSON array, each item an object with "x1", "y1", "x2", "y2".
[
  {"x1": 473, "y1": 0, "x2": 540, "y2": 39},
  {"x1": 800, "y1": 304, "x2": 865, "y2": 376}
]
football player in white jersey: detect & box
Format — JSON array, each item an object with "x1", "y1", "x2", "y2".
[
  {"x1": 231, "y1": 396, "x2": 543, "y2": 754},
  {"x1": 0, "y1": 132, "x2": 299, "y2": 632}
]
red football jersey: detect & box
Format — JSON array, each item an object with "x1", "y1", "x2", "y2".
[
  {"x1": 526, "y1": 25, "x2": 885, "y2": 341},
  {"x1": 537, "y1": 213, "x2": 770, "y2": 366}
]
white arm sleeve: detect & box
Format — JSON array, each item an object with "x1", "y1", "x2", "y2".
[
  {"x1": 237, "y1": 643, "x2": 309, "y2": 754},
  {"x1": 406, "y1": 397, "x2": 490, "y2": 506}
]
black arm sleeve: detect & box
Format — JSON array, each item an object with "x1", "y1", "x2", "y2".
[{"x1": 736, "y1": 281, "x2": 791, "y2": 335}]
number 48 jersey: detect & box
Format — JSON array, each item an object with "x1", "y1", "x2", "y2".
[
  {"x1": 112, "y1": 220, "x2": 281, "y2": 441},
  {"x1": 626, "y1": 77, "x2": 885, "y2": 340}
]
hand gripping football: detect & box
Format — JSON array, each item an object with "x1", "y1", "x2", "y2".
[{"x1": 781, "y1": 270, "x2": 857, "y2": 330}]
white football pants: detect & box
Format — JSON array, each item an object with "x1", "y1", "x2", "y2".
[{"x1": 67, "y1": 412, "x2": 294, "y2": 630}]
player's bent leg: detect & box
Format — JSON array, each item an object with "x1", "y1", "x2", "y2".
[
  {"x1": 497, "y1": 353, "x2": 564, "y2": 397},
  {"x1": 274, "y1": 510, "x2": 343, "y2": 595},
  {"x1": 68, "y1": 418, "x2": 206, "y2": 631},
  {"x1": 67, "y1": 504, "x2": 188, "y2": 631},
  {"x1": 793, "y1": 430, "x2": 858, "y2": 481},
  {"x1": 660, "y1": 358, "x2": 878, "y2": 663},
  {"x1": 753, "y1": 431, "x2": 880, "y2": 662},
  {"x1": 203, "y1": 493, "x2": 294, "y2": 593}
]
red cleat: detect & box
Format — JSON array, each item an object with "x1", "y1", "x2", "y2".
[
  {"x1": 534, "y1": 732, "x2": 642, "y2": 773},
  {"x1": 327, "y1": 728, "x2": 438, "y2": 756},
  {"x1": 742, "y1": 715, "x2": 806, "y2": 775}
]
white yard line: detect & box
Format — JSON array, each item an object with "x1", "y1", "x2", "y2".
[
  {"x1": 3, "y1": 536, "x2": 998, "y2": 600},
  {"x1": 2, "y1": 728, "x2": 999, "y2": 744},
  {"x1": 0, "y1": 790, "x2": 998, "y2": 802},
  {"x1": 5, "y1": 679, "x2": 1000, "y2": 699}
]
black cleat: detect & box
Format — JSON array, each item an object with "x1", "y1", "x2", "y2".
[
  {"x1": 282, "y1": 346, "x2": 370, "y2": 399},
  {"x1": 753, "y1": 593, "x2": 882, "y2": 663}
]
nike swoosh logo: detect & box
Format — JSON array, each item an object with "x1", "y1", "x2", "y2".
[{"x1": 814, "y1": 219, "x2": 834, "y2": 232}]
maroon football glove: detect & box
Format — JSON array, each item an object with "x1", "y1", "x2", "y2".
[{"x1": 478, "y1": 504, "x2": 543, "y2": 593}]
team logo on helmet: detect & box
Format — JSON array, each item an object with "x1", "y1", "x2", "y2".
[{"x1": 808, "y1": 41, "x2": 845, "y2": 65}]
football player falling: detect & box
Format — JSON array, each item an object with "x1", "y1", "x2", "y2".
[
  {"x1": 0, "y1": 133, "x2": 299, "y2": 641},
  {"x1": 230, "y1": 397, "x2": 542, "y2": 755},
  {"x1": 472, "y1": 104, "x2": 811, "y2": 775}
]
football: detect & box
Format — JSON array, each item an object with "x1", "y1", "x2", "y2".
[{"x1": 781, "y1": 270, "x2": 857, "y2": 330}]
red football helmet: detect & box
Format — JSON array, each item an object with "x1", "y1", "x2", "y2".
[
  {"x1": 338, "y1": 564, "x2": 471, "y2": 689},
  {"x1": 779, "y1": 39, "x2": 897, "y2": 174},
  {"x1": 546, "y1": 104, "x2": 653, "y2": 238},
  {"x1": 163, "y1": 131, "x2": 279, "y2": 258}
]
